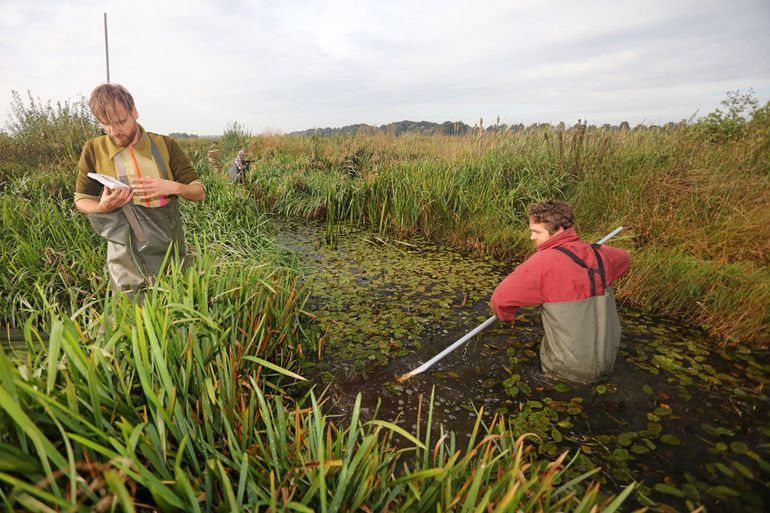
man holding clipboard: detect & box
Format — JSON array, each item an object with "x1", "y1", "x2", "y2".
[{"x1": 74, "y1": 84, "x2": 206, "y2": 297}]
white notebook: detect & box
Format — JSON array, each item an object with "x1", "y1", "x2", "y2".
[{"x1": 87, "y1": 172, "x2": 130, "y2": 189}]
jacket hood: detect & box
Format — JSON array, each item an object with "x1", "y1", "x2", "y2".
[{"x1": 536, "y1": 227, "x2": 580, "y2": 252}]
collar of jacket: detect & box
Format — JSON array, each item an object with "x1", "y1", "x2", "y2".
[
  {"x1": 536, "y1": 227, "x2": 580, "y2": 252},
  {"x1": 103, "y1": 124, "x2": 151, "y2": 160}
]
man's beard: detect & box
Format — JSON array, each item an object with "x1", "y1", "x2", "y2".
[{"x1": 112, "y1": 125, "x2": 138, "y2": 146}]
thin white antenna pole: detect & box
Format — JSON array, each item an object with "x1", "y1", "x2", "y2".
[{"x1": 104, "y1": 13, "x2": 110, "y2": 83}]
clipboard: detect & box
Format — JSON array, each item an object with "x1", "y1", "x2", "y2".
[{"x1": 88, "y1": 172, "x2": 130, "y2": 189}]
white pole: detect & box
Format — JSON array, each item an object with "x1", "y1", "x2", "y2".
[{"x1": 104, "y1": 13, "x2": 110, "y2": 83}]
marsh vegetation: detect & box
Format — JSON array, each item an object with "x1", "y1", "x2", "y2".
[{"x1": 0, "y1": 90, "x2": 768, "y2": 511}]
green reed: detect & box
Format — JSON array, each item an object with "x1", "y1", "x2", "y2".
[{"x1": 0, "y1": 320, "x2": 633, "y2": 511}]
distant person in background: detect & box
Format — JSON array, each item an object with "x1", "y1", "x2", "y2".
[
  {"x1": 74, "y1": 83, "x2": 206, "y2": 297},
  {"x1": 227, "y1": 149, "x2": 250, "y2": 183},
  {"x1": 490, "y1": 200, "x2": 630, "y2": 384}
]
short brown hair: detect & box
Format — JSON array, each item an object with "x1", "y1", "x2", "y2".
[
  {"x1": 527, "y1": 200, "x2": 573, "y2": 234},
  {"x1": 89, "y1": 84, "x2": 135, "y2": 124}
]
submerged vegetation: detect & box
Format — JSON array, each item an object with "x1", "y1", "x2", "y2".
[{"x1": 0, "y1": 89, "x2": 767, "y2": 511}]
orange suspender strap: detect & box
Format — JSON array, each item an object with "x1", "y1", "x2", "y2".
[{"x1": 128, "y1": 147, "x2": 152, "y2": 208}]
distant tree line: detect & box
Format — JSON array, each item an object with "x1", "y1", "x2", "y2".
[
  {"x1": 285, "y1": 90, "x2": 764, "y2": 139},
  {"x1": 289, "y1": 120, "x2": 473, "y2": 137},
  {"x1": 287, "y1": 118, "x2": 693, "y2": 138}
]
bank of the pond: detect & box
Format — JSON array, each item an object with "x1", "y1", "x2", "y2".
[{"x1": 277, "y1": 217, "x2": 770, "y2": 513}]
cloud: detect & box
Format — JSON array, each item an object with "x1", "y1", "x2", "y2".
[{"x1": 1, "y1": 0, "x2": 769, "y2": 134}]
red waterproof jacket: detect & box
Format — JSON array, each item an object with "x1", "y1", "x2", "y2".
[{"x1": 491, "y1": 228, "x2": 630, "y2": 321}]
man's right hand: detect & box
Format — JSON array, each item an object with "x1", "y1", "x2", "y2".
[
  {"x1": 75, "y1": 186, "x2": 133, "y2": 214},
  {"x1": 97, "y1": 186, "x2": 133, "y2": 212}
]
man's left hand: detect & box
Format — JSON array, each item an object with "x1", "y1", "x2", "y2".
[{"x1": 131, "y1": 176, "x2": 179, "y2": 200}]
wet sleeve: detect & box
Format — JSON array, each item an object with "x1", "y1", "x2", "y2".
[
  {"x1": 166, "y1": 137, "x2": 203, "y2": 186},
  {"x1": 490, "y1": 260, "x2": 544, "y2": 321}
]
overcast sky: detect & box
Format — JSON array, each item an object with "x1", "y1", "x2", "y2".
[{"x1": 2, "y1": 0, "x2": 769, "y2": 135}]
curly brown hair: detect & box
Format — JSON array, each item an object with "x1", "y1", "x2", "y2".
[
  {"x1": 527, "y1": 200, "x2": 573, "y2": 234},
  {"x1": 89, "y1": 84, "x2": 135, "y2": 124}
]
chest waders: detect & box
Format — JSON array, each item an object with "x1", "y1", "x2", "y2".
[
  {"x1": 540, "y1": 245, "x2": 622, "y2": 384},
  {"x1": 86, "y1": 138, "x2": 186, "y2": 298}
]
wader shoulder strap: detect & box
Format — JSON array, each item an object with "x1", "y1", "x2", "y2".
[
  {"x1": 148, "y1": 137, "x2": 170, "y2": 180},
  {"x1": 590, "y1": 244, "x2": 607, "y2": 291},
  {"x1": 552, "y1": 245, "x2": 607, "y2": 297}
]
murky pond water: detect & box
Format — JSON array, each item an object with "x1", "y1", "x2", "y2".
[{"x1": 274, "y1": 218, "x2": 770, "y2": 513}]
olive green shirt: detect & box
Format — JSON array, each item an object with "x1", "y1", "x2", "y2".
[{"x1": 75, "y1": 125, "x2": 203, "y2": 205}]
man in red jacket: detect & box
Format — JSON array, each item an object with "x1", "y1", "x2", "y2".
[{"x1": 491, "y1": 200, "x2": 630, "y2": 384}]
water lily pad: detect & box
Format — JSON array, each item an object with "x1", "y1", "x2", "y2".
[
  {"x1": 703, "y1": 424, "x2": 735, "y2": 437},
  {"x1": 730, "y1": 441, "x2": 749, "y2": 454},
  {"x1": 481, "y1": 378, "x2": 497, "y2": 388},
  {"x1": 631, "y1": 444, "x2": 650, "y2": 454},
  {"x1": 618, "y1": 432, "x2": 635, "y2": 446},
  {"x1": 706, "y1": 485, "x2": 741, "y2": 499},
  {"x1": 566, "y1": 404, "x2": 583, "y2": 415},
  {"x1": 732, "y1": 461, "x2": 754, "y2": 479},
  {"x1": 540, "y1": 442, "x2": 558, "y2": 455},
  {"x1": 660, "y1": 434, "x2": 681, "y2": 446},
  {"x1": 646, "y1": 422, "x2": 663, "y2": 434},
  {"x1": 654, "y1": 483, "x2": 684, "y2": 497},
  {"x1": 612, "y1": 448, "x2": 630, "y2": 461},
  {"x1": 554, "y1": 383, "x2": 571, "y2": 393},
  {"x1": 681, "y1": 483, "x2": 701, "y2": 501},
  {"x1": 502, "y1": 375, "x2": 521, "y2": 387},
  {"x1": 715, "y1": 462, "x2": 734, "y2": 477},
  {"x1": 642, "y1": 384, "x2": 654, "y2": 395}
]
